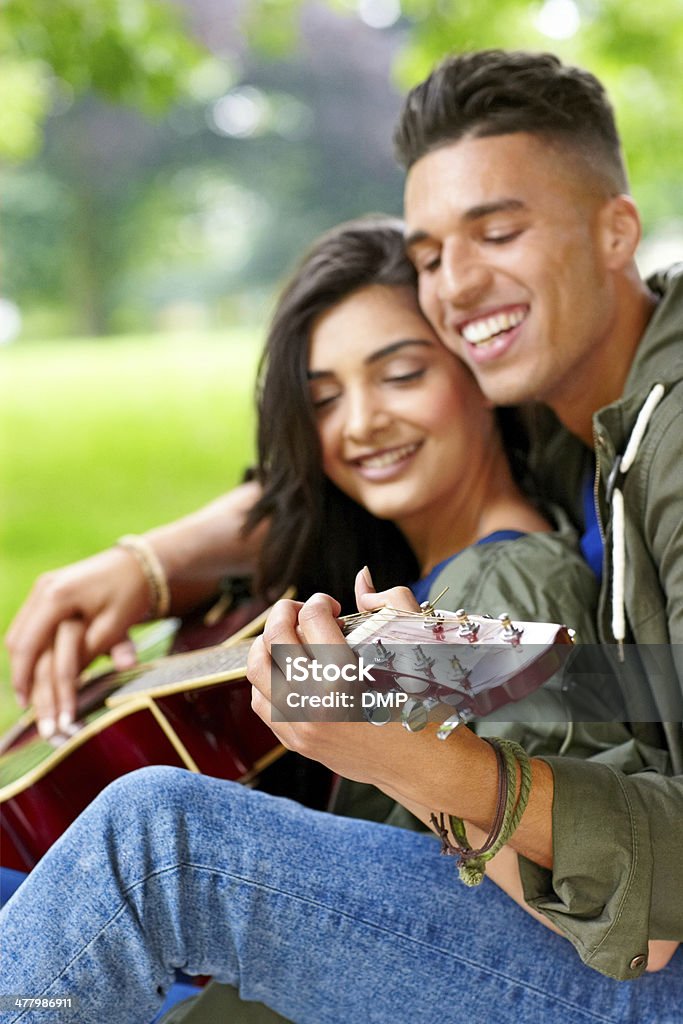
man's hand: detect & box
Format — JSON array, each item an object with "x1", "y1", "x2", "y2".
[
  {"x1": 248, "y1": 591, "x2": 458, "y2": 794},
  {"x1": 354, "y1": 566, "x2": 420, "y2": 615}
]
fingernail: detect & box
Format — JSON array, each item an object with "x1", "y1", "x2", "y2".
[
  {"x1": 38, "y1": 717, "x2": 56, "y2": 740},
  {"x1": 361, "y1": 565, "x2": 374, "y2": 587},
  {"x1": 58, "y1": 711, "x2": 74, "y2": 733}
]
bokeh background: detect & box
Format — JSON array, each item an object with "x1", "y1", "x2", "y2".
[{"x1": 1, "y1": 0, "x2": 682, "y2": 727}]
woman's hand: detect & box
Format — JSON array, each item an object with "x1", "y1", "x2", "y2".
[{"x1": 5, "y1": 547, "x2": 151, "y2": 736}]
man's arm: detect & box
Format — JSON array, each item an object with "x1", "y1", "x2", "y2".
[{"x1": 248, "y1": 594, "x2": 683, "y2": 980}]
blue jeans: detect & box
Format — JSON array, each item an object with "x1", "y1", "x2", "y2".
[{"x1": 0, "y1": 766, "x2": 681, "y2": 1024}]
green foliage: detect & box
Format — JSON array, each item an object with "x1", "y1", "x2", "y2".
[
  {"x1": 393, "y1": 0, "x2": 683, "y2": 232},
  {"x1": 242, "y1": 0, "x2": 683, "y2": 232},
  {"x1": 0, "y1": 329, "x2": 261, "y2": 730},
  {"x1": 0, "y1": 0, "x2": 210, "y2": 160}
]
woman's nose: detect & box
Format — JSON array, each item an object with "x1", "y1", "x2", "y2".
[{"x1": 342, "y1": 389, "x2": 391, "y2": 443}]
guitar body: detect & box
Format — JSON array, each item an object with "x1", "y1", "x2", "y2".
[{"x1": 0, "y1": 596, "x2": 281, "y2": 871}]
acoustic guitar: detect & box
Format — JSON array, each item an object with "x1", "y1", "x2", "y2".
[
  {"x1": 0, "y1": 602, "x2": 571, "y2": 871},
  {"x1": 0, "y1": 595, "x2": 282, "y2": 872}
]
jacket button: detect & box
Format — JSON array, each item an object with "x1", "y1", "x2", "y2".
[{"x1": 629, "y1": 954, "x2": 647, "y2": 970}]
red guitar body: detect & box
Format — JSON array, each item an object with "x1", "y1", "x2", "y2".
[{"x1": 0, "y1": 599, "x2": 279, "y2": 871}]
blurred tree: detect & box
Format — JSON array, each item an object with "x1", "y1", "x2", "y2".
[
  {"x1": 244, "y1": 0, "x2": 683, "y2": 231},
  {"x1": 1, "y1": 1, "x2": 408, "y2": 336},
  {"x1": 0, "y1": 0, "x2": 210, "y2": 161},
  {"x1": 2, "y1": 0, "x2": 681, "y2": 337}
]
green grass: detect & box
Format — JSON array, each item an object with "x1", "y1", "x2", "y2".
[{"x1": 0, "y1": 330, "x2": 262, "y2": 732}]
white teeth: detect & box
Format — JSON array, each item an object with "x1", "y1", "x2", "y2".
[
  {"x1": 461, "y1": 308, "x2": 526, "y2": 346},
  {"x1": 357, "y1": 442, "x2": 419, "y2": 469}
]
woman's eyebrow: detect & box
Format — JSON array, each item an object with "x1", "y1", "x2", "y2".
[
  {"x1": 365, "y1": 338, "x2": 433, "y2": 365},
  {"x1": 307, "y1": 339, "x2": 432, "y2": 379}
]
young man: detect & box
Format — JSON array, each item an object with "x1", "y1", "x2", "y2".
[{"x1": 248, "y1": 49, "x2": 683, "y2": 981}]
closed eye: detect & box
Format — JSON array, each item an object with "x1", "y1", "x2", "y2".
[
  {"x1": 419, "y1": 255, "x2": 441, "y2": 273},
  {"x1": 384, "y1": 369, "x2": 426, "y2": 384},
  {"x1": 483, "y1": 229, "x2": 523, "y2": 245},
  {"x1": 311, "y1": 394, "x2": 339, "y2": 411}
]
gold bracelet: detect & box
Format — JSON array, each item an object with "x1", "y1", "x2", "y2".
[{"x1": 117, "y1": 534, "x2": 171, "y2": 619}]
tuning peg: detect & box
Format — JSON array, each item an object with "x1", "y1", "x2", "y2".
[
  {"x1": 449, "y1": 654, "x2": 472, "y2": 689},
  {"x1": 372, "y1": 639, "x2": 395, "y2": 666},
  {"x1": 498, "y1": 612, "x2": 523, "y2": 644},
  {"x1": 436, "y1": 714, "x2": 464, "y2": 740},
  {"x1": 419, "y1": 585, "x2": 449, "y2": 618},
  {"x1": 401, "y1": 698, "x2": 429, "y2": 732},
  {"x1": 413, "y1": 646, "x2": 435, "y2": 674},
  {"x1": 401, "y1": 696, "x2": 439, "y2": 733},
  {"x1": 363, "y1": 694, "x2": 392, "y2": 726},
  {"x1": 455, "y1": 608, "x2": 479, "y2": 641}
]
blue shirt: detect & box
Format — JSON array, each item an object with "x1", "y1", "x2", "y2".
[
  {"x1": 580, "y1": 470, "x2": 603, "y2": 580},
  {"x1": 410, "y1": 530, "x2": 527, "y2": 605}
]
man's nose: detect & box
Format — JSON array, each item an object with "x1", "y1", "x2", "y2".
[{"x1": 437, "y1": 236, "x2": 492, "y2": 308}]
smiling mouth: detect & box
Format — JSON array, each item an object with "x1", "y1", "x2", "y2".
[
  {"x1": 353, "y1": 441, "x2": 421, "y2": 469},
  {"x1": 459, "y1": 306, "x2": 528, "y2": 347}
]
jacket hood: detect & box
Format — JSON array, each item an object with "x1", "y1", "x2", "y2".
[{"x1": 624, "y1": 263, "x2": 683, "y2": 395}]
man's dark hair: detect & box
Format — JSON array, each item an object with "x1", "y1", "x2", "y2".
[{"x1": 394, "y1": 49, "x2": 628, "y2": 192}]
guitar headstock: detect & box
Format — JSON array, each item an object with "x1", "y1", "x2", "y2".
[{"x1": 342, "y1": 606, "x2": 573, "y2": 738}]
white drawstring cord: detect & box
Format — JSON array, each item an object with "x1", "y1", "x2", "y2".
[{"x1": 610, "y1": 383, "x2": 665, "y2": 657}]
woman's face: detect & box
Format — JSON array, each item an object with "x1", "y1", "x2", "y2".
[{"x1": 308, "y1": 284, "x2": 497, "y2": 532}]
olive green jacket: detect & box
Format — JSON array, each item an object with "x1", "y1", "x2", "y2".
[{"x1": 517, "y1": 265, "x2": 683, "y2": 980}]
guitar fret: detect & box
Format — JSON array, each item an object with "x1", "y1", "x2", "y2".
[{"x1": 110, "y1": 641, "x2": 253, "y2": 699}]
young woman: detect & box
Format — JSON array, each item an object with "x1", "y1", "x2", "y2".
[{"x1": 3, "y1": 218, "x2": 640, "y2": 1024}]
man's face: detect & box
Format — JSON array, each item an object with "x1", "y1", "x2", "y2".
[{"x1": 404, "y1": 132, "x2": 618, "y2": 413}]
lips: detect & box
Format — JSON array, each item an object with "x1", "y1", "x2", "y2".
[
  {"x1": 350, "y1": 441, "x2": 422, "y2": 480},
  {"x1": 457, "y1": 305, "x2": 528, "y2": 347}
]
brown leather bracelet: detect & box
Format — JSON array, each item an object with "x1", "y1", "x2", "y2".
[{"x1": 430, "y1": 738, "x2": 508, "y2": 861}]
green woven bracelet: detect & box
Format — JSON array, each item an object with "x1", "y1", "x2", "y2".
[{"x1": 431, "y1": 738, "x2": 533, "y2": 887}]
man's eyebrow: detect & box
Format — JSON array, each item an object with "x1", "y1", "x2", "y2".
[
  {"x1": 405, "y1": 199, "x2": 527, "y2": 250},
  {"x1": 404, "y1": 229, "x2": 430, "y2": 251},
  {"x1": 307, "y1": 339, "x2": 432, "y2": 378},
  {"x1": 463, "y1": 198, "x2": 526, "y2": 221}
]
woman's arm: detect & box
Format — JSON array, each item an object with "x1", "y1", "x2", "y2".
[{"x1": 5, "y1": 481, "x2": 265, "y2": 735}]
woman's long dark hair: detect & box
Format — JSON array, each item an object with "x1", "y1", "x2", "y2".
[{"x1": 244, "y1": 215, "x2": 421, "y2": 611}]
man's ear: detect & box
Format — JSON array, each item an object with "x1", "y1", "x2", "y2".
[{"x1": 600, "y1": 194, "x2": 641, "y2": 270}]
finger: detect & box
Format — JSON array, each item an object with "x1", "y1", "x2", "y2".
[
  {"x1": 261, "y1": 599, "x2": 306, "y2": 653},
  {"x1": 32, "y1": 651, "x2": 58, "y2": 739},
  {"x1": 110, "y1": 638, "x2": 138, "y2": 670},
  {"x1": 83, "y1": 608, "x2": 132, "y2": 663},
  {"x1": 296, "y1": 593, "x2": 345, "y2": 646},
  {"x1": 357, "y1": 585, "x2": 420, "y2": 614},
  {"x1": 6, "y1": 583, "x2": 74, "y2": 706},
  {"x1": 246, "y1": 635, "x2": 272, "y2": 702},
  {"x1": 354, "y1": 565, "x2": 376, "y2": 610},
  {"x1": 52, "y1": 619, "x2": 86, "y2": 731},
  {"x1": 249, "y1": 648, "x2": 298, "y2": 733},
  {"x1": 251, "y1": 687, "x2": 296, "y2": 750}
]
